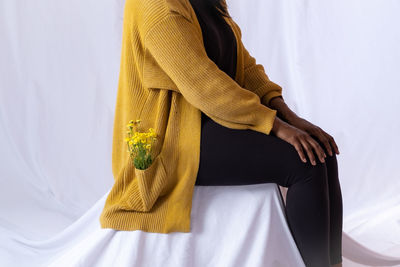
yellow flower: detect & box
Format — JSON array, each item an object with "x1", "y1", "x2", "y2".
[{"x1": 125, "y1": 118, "x2": 158, "y2": 169}]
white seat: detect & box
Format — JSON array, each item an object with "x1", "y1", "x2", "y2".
[{"x1": 41, "y1": 183, "x2": 305, "y2": 267}]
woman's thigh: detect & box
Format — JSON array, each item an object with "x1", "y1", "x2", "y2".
[{"x1": 195, "y1": 114, "x2": 316, "y2": 187}]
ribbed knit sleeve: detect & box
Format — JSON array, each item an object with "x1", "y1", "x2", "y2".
[
  {"x1": 230, "y1": 19, "x2": 284, "y2": 107},
  {"x1": 243, "y1": 45, "x2": 284, "y2": 107},
  {"x1": 144, "y1": 13, "x2": 277, "y2": 135}
]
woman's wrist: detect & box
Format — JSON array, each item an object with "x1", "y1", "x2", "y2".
[
  {"x1": 269, "y1": 96, "x2": 299, "y2": 125},
  {"x1": 272, "y1": 115, "x2": 284, "y2": 134},
  {"x1": 283, "y1": 112, "x2": 300, "y2": 125}
]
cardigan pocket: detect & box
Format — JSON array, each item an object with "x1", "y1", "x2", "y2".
[{"x1": 119, "y1": 154, "x2": 168, "y2": 212}]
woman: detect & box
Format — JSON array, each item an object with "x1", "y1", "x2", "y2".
[
  {"x1": 191, "y1": 1, "x2": 343, "y2": 267},
  {"x1": 100, "y1": 0, "x2": 343, "y2": 266}
]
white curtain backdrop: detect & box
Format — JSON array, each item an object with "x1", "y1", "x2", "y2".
[{"x1": 1, "y1": 0, "x2": 399, "y2": 266}]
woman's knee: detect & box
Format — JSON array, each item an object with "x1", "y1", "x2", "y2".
[
  {"x1": 287, "y1": 160, "x2": 329, "y2": 187},
  {"x1": 325, "y1": 150, "x2": 338, "y2": 166}
]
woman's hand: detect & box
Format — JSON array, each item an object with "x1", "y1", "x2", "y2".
[
  {"x1": 267, "y1": 96, "x2": 339, "y2": 157},
  {"x1": 271, "y1": 117, "x2": 327, "y2": 165},
  {"x1": 287, "y1": 116, "x2": 339, "y2": 157}
]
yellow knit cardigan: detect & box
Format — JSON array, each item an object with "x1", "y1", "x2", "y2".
[{"x1": 99, "y1": 0, "x2": 283, "y2": 233}]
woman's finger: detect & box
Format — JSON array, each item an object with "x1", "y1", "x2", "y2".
[
  {"x1": 310, "y1": 130, "x2": 333, "y2": 157},
  {"x1": 315, "y1": 130, "x2": 333, "y2": 156},
  {"x1": 298, "y1": 135, "x2": 318, "y2": 165},
  {"x1": 307, "y1": 135, "x2": 326, "y2": 163},
  {"x1": 322, "y1": 131, "x2": 340, "y2": 155},
  {"x1": 293, "y1": 139, "x2": 307, "y2": 163}
]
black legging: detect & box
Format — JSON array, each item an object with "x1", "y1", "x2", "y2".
[{"x1": 195, "y1": 112, "x2": 343, "y2": 267}]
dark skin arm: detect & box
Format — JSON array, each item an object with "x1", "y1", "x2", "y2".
[{"x1": 268, "y1": 96, "x2": 340, "y2": 165}]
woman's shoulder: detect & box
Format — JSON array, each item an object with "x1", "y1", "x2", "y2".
[{"x1": 124, "y1": 0, "x2": 193, "y2": 25}]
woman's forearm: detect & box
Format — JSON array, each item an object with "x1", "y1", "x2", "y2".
[{"x1": 268, "y1": 96, "x2": 300, "y2": 124}]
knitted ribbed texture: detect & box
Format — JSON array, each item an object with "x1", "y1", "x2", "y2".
[{"x1": 99, "y1": 0, "x2": 283, "y2": 233}]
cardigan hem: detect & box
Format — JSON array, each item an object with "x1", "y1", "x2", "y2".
[{"x1": 99, "y1": 218, "x2": 191, "y2": 234}]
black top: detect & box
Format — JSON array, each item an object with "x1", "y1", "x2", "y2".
[{"x1": 189, "y1": 0, "x2": 237, "y2": 124}]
